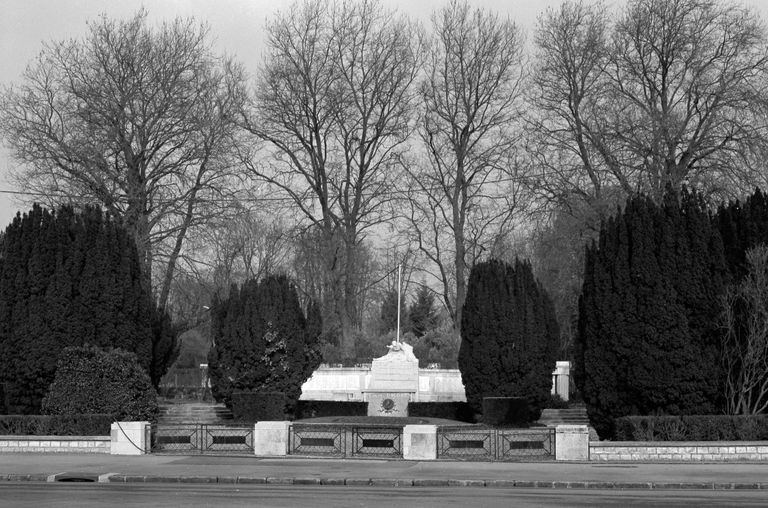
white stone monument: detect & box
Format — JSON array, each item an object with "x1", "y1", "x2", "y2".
[{"x1": 363, "y1": 340, "x2": 419, "y2": 416}]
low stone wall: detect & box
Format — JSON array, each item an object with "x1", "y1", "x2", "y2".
[
  {"x1": 0, "y1": 436, "x2": 110, "y2": 453},
  {"x1": 590, "y1": 441, "x2": 768, "y2": 462}
]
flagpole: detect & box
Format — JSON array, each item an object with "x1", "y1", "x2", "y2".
[{"x1": 396, "y1": 263, "x2": 402, "y2": 345}]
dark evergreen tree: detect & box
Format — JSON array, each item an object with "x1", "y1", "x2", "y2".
[
  {"x1": 409, "y1": 285, "x2": 438, "y2": 337},
  {"x1": 379, "y1": 290, "x2": 400, "y2": 334},
  {"x1": 459, "y1": 259, "x2": 560, "y2": 419},
  {"x1": 0, "y1": 204, "x2": 172, "y2": 413},
  {"x1": 717, "y1": 188, "x2": 768, "y2": 280},
  {"x1": 207, "y1": 275, "x2": 322, "y2": 410},
  {"x1": 576, "y1": 190, "x2": 728, "y2": 437},
  {"x1": 150, "y1": 306, "x2": 181, "y2": 388}
]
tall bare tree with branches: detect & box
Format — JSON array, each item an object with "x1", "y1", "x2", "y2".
[
  {"x1": 722, "y1": 245, "x2": 768, "y2": 415},
  {"x1": 404, "y1": 0, "x2": 525, "y2": 330},
  {"x1": 530, "y1": 0, "x2": 768, "y2": 211},
  {"x1": 0, "y1": 10, "x2": 247, "y2": 309},
  {"x1": 241, "y1": 0, "x2": 421, "y2": 355}
]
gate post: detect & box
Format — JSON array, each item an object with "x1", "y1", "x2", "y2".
[
  {"x1": 403, "y1": 425, "x2": 437, "y2": 460},
  {"x1": 110, "y1": 421, "x2": 150, "y2": 455},
  {"x1": 253, "y1": 421, "x2": 290, "y2": 456},
  {"x1": 555, "y1": 424, "x2": 589, "y2": 461}
]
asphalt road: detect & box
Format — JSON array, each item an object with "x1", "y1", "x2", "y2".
[{"x1": 1, "y1": 484, "x2": 768, "y2": 508}]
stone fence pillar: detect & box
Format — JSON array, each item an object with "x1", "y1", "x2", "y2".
[
  {"x1": 110, "y1": 421, "x2": 150, "y2": 455},
  {"x1": 402, "y1": 425, "x2": 437, "y2": 460},
  {"x1": 555, "y1": 424, "x2": 589, "y2": 461},
  {"x1": 253, "y1": 421, "x2": 290, "y2": 456}
]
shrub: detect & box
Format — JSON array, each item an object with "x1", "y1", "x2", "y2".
[
  {"x1": 42, "y1": 345, "x2": 158, "y2": 422},
  {"x1": 294, "y1": 400, "x2": 368, "y2": 419},
  {"x1": 614, "y1": 415, "x2": 768, "y2": 441},
  {"x1": 231, "y1": 391, "x2": 286, "y2": 422},
  {"x1": 407, "y1": 402, "x2": 475, "y2": 422},
  {"x1": 545, "y1": 394, "x2": 570, "y2": 409},
  {"x1": 482, "y1": 397, "x2": 530, "y2": 427},
  {"x1": 0, "y1": 414, "x2": 112, "y2": 435}
]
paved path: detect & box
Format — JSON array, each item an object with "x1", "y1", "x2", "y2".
[{"x1": 1, "y1": 454, "x2": 768, "y2": 489}]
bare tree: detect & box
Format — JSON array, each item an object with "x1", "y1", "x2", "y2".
[
  {"x1": 0, "y1": 10, "x2": 247, "y2": 309},
  {"x1": 404, "y1": 0, "x2": 525, "y2": 329},
  {"x1": 722, "y1": 245, "x2": 768, "y2": 415},
  {"x1": 530, "y1": 0, "x2": 768, "y2": 209},
  {"x1": 241, "y1": 0, "x2": 421, "y2": 355}
]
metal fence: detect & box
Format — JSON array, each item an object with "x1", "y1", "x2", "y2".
[
  {"x1": 152, "y1": 424, "x2": 254, "y2": 454},
  {"x1": 437, "y1": 426, "x2": 555, "y2": 461},
  {"x1": 289, "y1": 424, "x2": 345, "y2": 457},
  {"x1": 288, "y1": 424, "x2": 402, "y2": 458}
]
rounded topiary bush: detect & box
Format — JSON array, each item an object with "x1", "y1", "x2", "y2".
[{"x1": 42, "y1": 345, "x2": 158, "y2": 422}]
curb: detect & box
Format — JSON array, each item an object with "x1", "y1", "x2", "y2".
[{"x1": 1, "y1": 474, "x2": 767, "y2": 489}]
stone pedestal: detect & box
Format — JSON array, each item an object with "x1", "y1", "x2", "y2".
[
  {"x1": 253, "y1": 421, "x2": 290, "y2": 456},
  {"x1": 403, "y1": 425, "x2": 437, "y2": 460},
  {"x1": 555, "y1": 424, "x2": 589, "y2": 461},
  {"x1": 110, "y1": 421, "x2": 150, "y2": 455},
  {"x1": 363, "y1": 341, "x2": 419, "y2": 416}
]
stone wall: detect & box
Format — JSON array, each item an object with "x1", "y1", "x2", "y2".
[
  {"x1": 0, "y1": 436, "x2": 110, "y2": 453},
  {"x1": 299, "y1": 367, "x2": 466, "y2": 402},
  {"x1": 590, "y1": 441, "x2": 768, "y2": 462},
  {"x1": 300, "y1": 364, "x2": 570, "y2": 402}
]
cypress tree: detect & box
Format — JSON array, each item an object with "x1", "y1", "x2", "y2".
[
  {"x1": 576, "y1": 190, "x2": 728, "y2": 437},
  {"x1": 717, "y1": 188, "x2": 768, "y2": 279},
  {"x1": 459, "y1": 259, "x2": 560, "y2": 419},
  {"x1": 409, "y1": 285, "x2": 438, "y2": 337},
  {"x1": 207, "y1": 275, "x2": 322, "y2": 409},
  {"x1": 0, "y1": 204, "x2": 165, "y2": 413}
]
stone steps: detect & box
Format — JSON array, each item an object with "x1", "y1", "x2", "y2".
[
  {"x1": 157, "y1": 403, "x2": 233, "y2": 425},
  {"x1": 538, "y1": 407, "x2": 590, "y2": 426}
]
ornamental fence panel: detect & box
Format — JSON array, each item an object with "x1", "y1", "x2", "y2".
[
  {"x1": 289, "y1": 424, "x2": 345, "y2": 457},
  {"x1": 151, "y1": 424, "x2": 253, "y2": 454},
  {"x1": 351, "y1": 426, "x2": 402, "y2": 457},
  {"x1": 436, "y1": 426, "x2": 495, "y2": 460},
  {"x1": 496, "y1": 428, "x2": 555, "y2": 461},
  {"x1": 436, "y1": 426, "x2": 555, "y2": 461}
]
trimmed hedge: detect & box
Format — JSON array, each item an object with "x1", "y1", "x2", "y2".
[
  {"x1": 407, "y1": 402, "x2": 475, "y2": 422},
  {"x1": 0, "y1": 414, "x2": 113, "y2": 435},
  {"x1": 294, "y1": 400, "x2": 367, "y2": 419},
  {"x1": 615, "y1": 415, "x2": 768, "y2": 441},
  {"x1": 482, "y1": 397, "x2": 530, "y2": 427},
  {"x1": 42, "y1": 345, "x2": 158, "y2": 423},
  {"x1": 231, "y1": 391, "x2": 286, "y2": 422}
]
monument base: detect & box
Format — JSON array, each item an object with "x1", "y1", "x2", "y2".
[{"x1": 364, "y1": 391, "x2": 412, "y2": 417}]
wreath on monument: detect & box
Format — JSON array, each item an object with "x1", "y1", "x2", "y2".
[{"x1": 380, "y1": 398, "x2": 396, "y2": 414}]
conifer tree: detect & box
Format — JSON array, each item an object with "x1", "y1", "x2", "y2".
[
  {"x1": 459, "y1": 259, "x2": 560, "y2": 419},
  {"x1": 576, "y1": 190, "x2": 728, "y2": 437},
  {"x1": 409, "y1": 285, "x2": 438, "y2": 337},
  {"x1": 207, "y1": 275, "x2": 322, "y2": 408},
  {"x1": 0, "y1": 204, "x2": 173, "y2": 413},
  {"x1": 717, "y1": 188, "x2": 768, "y2": 279}
]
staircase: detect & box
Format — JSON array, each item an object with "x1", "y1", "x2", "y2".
[
  {"x1": 537, "y1": 404, "x2": 589, "y2": 427},
  {"x1": 157, "y1": 402, "x2": 233, "y2": 425}
]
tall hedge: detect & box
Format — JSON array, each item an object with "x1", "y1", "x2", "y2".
[
  {"x1": 207, "y1": 275, "x2": 322, "y2": 410},
  {"x1": 459, "y1": 259, "x2": 560, "y2": 420},
  {"x1": 576, "y1": 190, "x2": 728, "y2": 437},
  {"x1": 0, "y1": 205, "x2": 175, "y2": 414}
]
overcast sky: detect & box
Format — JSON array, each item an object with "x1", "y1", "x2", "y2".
[{"x1": 1, "y1": 0, "x2": 766, "y2": 227}]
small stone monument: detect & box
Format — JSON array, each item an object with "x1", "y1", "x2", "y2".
[{"x1": 363, "y1": 340, "x2": 419, "y2": 417}]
